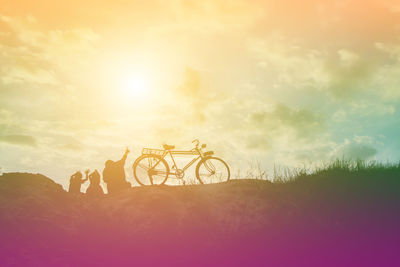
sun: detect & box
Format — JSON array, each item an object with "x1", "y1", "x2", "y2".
[{"x1": 121, "y1": 73, "x2": 150, "y2": 97}]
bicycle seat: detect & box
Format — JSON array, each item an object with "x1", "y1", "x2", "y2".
[
  {"x1": 163, "y1": 144, "x2": 175, "y2": 150},
  {"x1": 204, "y1": 151, "x2": 214, "y2": 157}
]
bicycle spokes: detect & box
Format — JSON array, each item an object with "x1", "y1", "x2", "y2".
[
  {"x1": 196, "y1": 157, "x2": 230, "y2": 184},
  {"x1": 203, "y1": 160, "x2": 216, "y2": 174},
  {"x1": 138, "y1": 163, "x2": 149, "y2": 171},
  {"x1": 133, "y1": 155, "x2": 169, "y2": 186}
]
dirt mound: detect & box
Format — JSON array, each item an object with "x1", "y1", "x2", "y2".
[{"x1": 0, "y1": 173, "x2": 399, "y2": 266}]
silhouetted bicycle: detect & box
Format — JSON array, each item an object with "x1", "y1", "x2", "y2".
[{"x1": 133, "y1": 139, "x2": 230, "y2": 185}]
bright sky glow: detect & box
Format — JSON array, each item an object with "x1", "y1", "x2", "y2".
[
  {"x1": 0, "y1": 1, "x2": 400, "y2": 189},
  {"x1": 120, "y1": 72, "x2": 151, "y2": 98}
]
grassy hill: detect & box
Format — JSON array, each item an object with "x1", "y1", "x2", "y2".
[{"x1": 0, "y1": 161, "x2": 399, "y2": 266}]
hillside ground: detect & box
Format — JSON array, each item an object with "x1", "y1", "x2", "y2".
[{"x1": 0, "y1": 160, "x2": 399, "y2": 266}]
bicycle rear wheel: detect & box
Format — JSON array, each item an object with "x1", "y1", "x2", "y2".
[
  {"x1": 133, "y1": 155, "x2": 169, "y2": 186},
  {"x1": 195, "y1": 157, "x2": 230, "y2": 184}
]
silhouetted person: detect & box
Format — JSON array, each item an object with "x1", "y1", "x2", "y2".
[
  {"x1": 103, "y1": 148, "x2": 131, "y2": 194},
  {"x1": 86, "y1": 170, "x2": 104, "y2": 197},
  {"x1": 68, "y1": 170, "x2": 89, "y2": 194}
]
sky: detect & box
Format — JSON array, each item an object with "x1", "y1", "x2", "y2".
[{"x1": 1, "y1": 0, "x2": 400, "y2": 188}]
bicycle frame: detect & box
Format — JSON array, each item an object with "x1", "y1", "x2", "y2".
[{"x1": 155, "y1": 149, "x2": 203, "y2": 176}]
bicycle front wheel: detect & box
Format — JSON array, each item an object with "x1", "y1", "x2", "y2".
[
  {"x1": 195, "y1": 157, "x2": 230, "y2": 184},
  {"x1": 133, "y1": 155, "x2": 170, "y2": 186}
]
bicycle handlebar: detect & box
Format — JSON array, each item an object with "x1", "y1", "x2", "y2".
[{"x1": 192, "y1": 139, "x2": 200, "y2": 148}]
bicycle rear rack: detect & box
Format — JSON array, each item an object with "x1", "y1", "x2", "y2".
[{"x1": 142, "y1": 148, "x2": 164, "y2": 156}]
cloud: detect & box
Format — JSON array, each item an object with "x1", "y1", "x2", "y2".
[
  {"x1": 0, "y1": 134, "x2": 37, "y2": 147},
  {"x1": 1, "y1": 66, "x2": 58, "y2": 85},
  {"x1": 177, "y1": 67, "x2": 202, "y2": 99},
  {"x1": 325, "y1": 50, "x2": 370, "y2": 98},
  {"x1": 144, "y1": 0, "x2": 264, "y2": 34},
  {"x1": 373, "y1": 42, "x2": 400, "y2": 100},
  {"x1": 217, "y1": 102, "x2": 330, "y2": 166},
  {"x1": 248, "y1": 36, "x2": 329, "y2": 92},
  {"x1": 336, "y1": 136, "x2": 378, "y2": 160},
  {"x1": 174, "y1": 67, "x2": 225, "y2": 124},
  {"x1": 0, "y1": 15, "x2": 102, "y2": 130},
  {"x1": 245, "y1": 134, "x2": 272, "y2": 151},
  {"x1": 248, "y1": 36, "x2": 380, "y2": 99},
  {"x1": 339, "y1": 143, "x2": 378, "y2": 160},
  {"x1": 250, "y1": 103, "x2": 325, "y2": 141},
  {"x1": 0, "y1": 15, "x2": 100, "y2": 88},
  {"x1": 57, "y1": 142, "x2": 83, "y2": 151}
]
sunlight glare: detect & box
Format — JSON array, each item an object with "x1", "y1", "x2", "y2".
[{"x1": 121, "y1": 72, "x2": 150, "y2": 97}]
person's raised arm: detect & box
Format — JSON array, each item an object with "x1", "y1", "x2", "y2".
[
  {"x1": 82, "y1": 169, "x2": 90, "y2": 183},
  {"x1": 121, "y1": 147, "x2": 130, "y2": 162}
]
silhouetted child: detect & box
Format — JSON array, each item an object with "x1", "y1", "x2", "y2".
[
  {"x1": 68, "y1": 170, "x2": 89, "y2": 194},
  {"x1": 103, "y1": 147, "x2": 131, "y2": 194},
  {"x1": 86, "y1": 170, "x2": 104, "y2": 197}
]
